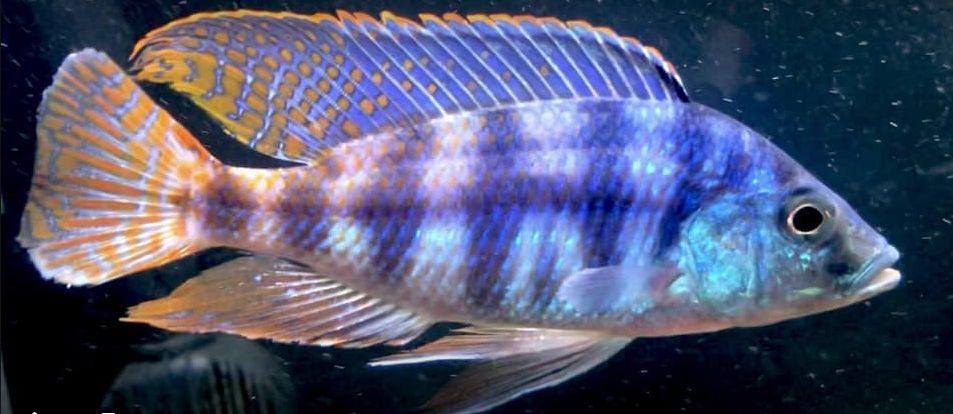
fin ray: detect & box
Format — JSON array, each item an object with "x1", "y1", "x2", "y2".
[
  {"x1": 125, "y1": 256, "x2": 432, "y2": 347},
  {"x1": 19, "y1": 49, "x2": 213, "y2": 286},
  {"x1": 372, "y1": 327, "x2": 630, "y2": 413},
  {"x1": 555, "y1": 265, "x2": 680, "y2": 314},
  {"x1": 131, "y1": 11, "x2": 689, "y2": 164}
]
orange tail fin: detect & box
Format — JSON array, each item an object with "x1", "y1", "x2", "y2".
[{"x1": 18, "y1": 49, "x2": 217, "y2": 286}]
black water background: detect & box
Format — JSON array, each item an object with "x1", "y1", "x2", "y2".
[{"x1": 2, "y1": 0, "x2": 951, "y2": 413}]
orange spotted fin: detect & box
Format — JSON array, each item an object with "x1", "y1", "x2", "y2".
[
  {"x1": 124, "y1": 256, "x2": 433, "y2": 348},
  {"x1": 130, "y1": 10, "x2": 688, "y2": 165},
  {"x1": 18, "y1": 49, "x2": 216, "y2": 286}
]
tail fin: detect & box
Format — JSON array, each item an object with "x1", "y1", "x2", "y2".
[{"x1": 18, "y1": 49, "x2": 216, "y2": 286}]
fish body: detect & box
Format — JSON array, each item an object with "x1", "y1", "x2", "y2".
[
  {"x1": 18, "y1": 11, "x2": 900, "y2": 413},
  {"x1": 186, "y1": 99, "x2": 786, "y2": 336}
]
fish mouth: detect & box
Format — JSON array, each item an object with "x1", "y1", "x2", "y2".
[{"x1": 852, "y1": 245, "x2": 901, "y2": 296}]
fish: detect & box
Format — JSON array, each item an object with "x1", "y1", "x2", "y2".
[
  {"x1": 100, "y1": 334, "x2": 295, "y2": 413},
  {"x1": 17, "y1": 10, "x2": 901, "y2": 413}
]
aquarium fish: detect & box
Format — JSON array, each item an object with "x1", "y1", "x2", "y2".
[
  {"x1": 100, "y1": 334, "x2": 295, "y2": 414},
  {"x1": 18, "y1": 11, "x2": 900, "y2": 413}
]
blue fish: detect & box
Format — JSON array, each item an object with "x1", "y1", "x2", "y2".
[{"x1": 18, "y1": 11, "x2": 900, "y2": 413}]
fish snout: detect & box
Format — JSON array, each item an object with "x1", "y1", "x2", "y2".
[
  {"x1": 851, "y1": 244, "x2": 901, "y2": 297},
  {"x1": 827, "y1": 215, "x2": 900, "y2": 297}
]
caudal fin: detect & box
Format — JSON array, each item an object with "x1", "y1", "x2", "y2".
[{"x1": 18, "y1": 49, "x2": 216, "y2": 286}]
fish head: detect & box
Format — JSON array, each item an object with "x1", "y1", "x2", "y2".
[{"x1": 678, "y1": 165, "x2": 900, "y2": 328}]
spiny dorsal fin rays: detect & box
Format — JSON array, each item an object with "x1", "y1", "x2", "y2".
[{"x1": 130, "y1": 10, "x2": 689, "y2": 165}]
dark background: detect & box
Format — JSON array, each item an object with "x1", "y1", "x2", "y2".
[{"x1": 2, "y1": 0, "x2": 951, "y2": 413}]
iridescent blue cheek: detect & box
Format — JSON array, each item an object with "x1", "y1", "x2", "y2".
[{"x1": 677, "y1": 195, "x2": 763, "y2": 313}]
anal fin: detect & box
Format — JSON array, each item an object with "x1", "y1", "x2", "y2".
[
  {"x1": 124, "y1": 256, "x2": 431, "y2": 348},
  {"x1": 372, "y1": 327, "x2": 631, "y2": 413}
]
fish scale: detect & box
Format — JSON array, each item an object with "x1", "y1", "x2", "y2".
[
  {"x1": 21, "y1": 11, "x2": 900, "y2": 413},
  {"x1": 179, "y1": 99, "x2": 741, "y2": 327}
]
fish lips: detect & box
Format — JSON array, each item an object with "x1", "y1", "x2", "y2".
[{"x1": 850, "y1": 245, "x2": 901, "y2": 297}]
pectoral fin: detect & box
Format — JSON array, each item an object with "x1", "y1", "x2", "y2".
[
  {"x1": 556, "y1": 265, "x2": 680, "y2": 314},
  {"x1": 372, "y1": 327, "x2": 630, "y2": 413},
  {"x1": 124, "y1": 256, "x2": 431, "y2": 348}
]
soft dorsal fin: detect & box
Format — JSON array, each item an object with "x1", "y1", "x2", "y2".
[{"x1": 131, "y1": 10, "x2": 689, "y2": 164}]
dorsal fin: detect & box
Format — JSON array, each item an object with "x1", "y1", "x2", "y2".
[{"x1": 131, "y1": 10, "x2": 689, "y2": 164}]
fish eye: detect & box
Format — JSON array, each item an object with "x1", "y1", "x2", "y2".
[{"x1": 787, "y1": 203, "x2": 825, "y2": 235}]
